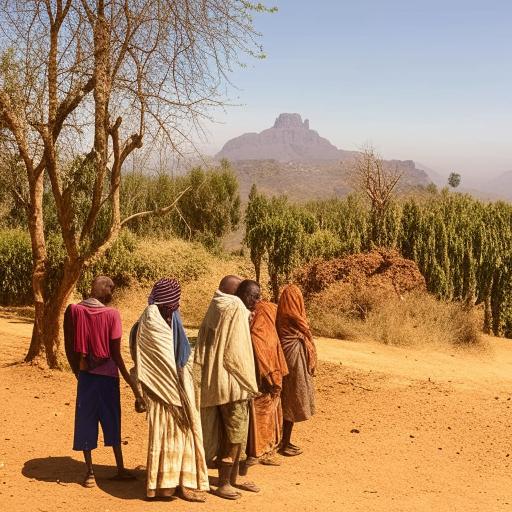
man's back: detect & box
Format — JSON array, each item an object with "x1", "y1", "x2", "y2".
[
  {"x1": 68, "y1": 302, "x2": 121, "y2": 377},
  {"x1": 194, "y1": 290, "x2": 257, "y2": 407}
]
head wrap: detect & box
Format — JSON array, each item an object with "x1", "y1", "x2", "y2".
[
  {"x1": 276, "y1": 284, "x2": 317, "y2": 374},
  {"x1": 145, "y1": 278, "x2": 190, "y2": 368},
  {"x1": 148, "y1": 278, "x2": 181, "y2": 311}
]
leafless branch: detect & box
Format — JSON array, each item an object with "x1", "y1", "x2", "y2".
[{"x1": 120, "y1": 185, "x2": 191, "y2": 227}]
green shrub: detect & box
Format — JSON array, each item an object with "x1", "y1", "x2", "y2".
[
  {"x1": 0, "y1": 229, "x2": 213, "y2": 305},
  {"x1": 0, "y1": 230, "x2": 33, "y2": 305},
  {"x1": 121, "y1": 163, "x2": 241, "y2": 250},
  {"x1": 302, "y1": 229, "x2": 344, "y2": 261},
  {"x1": 78, "y1": 231, "x2": 140, "y2": 296}
]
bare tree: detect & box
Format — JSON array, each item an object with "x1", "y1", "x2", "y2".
[
  {"x1": 350, "y1": 145, "x2": 402, "y2": 244},
  {"x1": 0, "y1": 0, "x2": 272, "y2": 368}
]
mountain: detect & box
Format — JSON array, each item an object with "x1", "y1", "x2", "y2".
[
  {"x1": 482, "y1": 171, "x2": 512, "y2": 200},
  {"x1": 217, "y1": 113, "x2": 357, "y2": 162},
  {"x1": 416, "y1": 162, "x2": 447, "y2": 187},
  {"x1": 216, "y1": 113, "x2": 431, "y2": 200}
]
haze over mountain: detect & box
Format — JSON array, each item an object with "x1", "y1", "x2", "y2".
[
  {"x1": 216, "y1": 113, "x2": 357, "y2": 163},
  {"x1": 481, "y1": 171, "x2": 512, "y2": 200},
  {"x1": 415, "y1": 163, "x2": 512, "y2": 201},
  {"x1": 215, "y1": 113, "x2": 431, "y2": 200}
]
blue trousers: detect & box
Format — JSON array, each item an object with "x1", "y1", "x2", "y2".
[{"x1": 73, "y1": 372, "x2": 121, "y2": 451}]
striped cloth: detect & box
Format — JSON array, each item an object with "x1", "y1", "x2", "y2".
[
  {"x1": 148, "y1": 278, "x2": 181, "y2": 310},
  {"x1": 134, "y1": 305, "x2": 209, "y2": 494}
]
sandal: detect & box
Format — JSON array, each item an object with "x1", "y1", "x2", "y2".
[
  {"x1": 212, "y1": 487, "x2": 241, "y2": 500},
  {"x1": 233, "y1": 481, "x2": 260, "y2": 493},
  {"x1": 180, "y1": 487, "x2": 207, "y2": 502},
  {"x1": 83, "y1": 472, "x2": 96, "y2": 488},
  {"x1": 260, "y1": 456, "x2": 280, "y2": 466},
  {"x1": 278, "y1": 446, "x2": 303, "y2": 457}
]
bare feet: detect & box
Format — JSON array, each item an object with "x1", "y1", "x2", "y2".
[
  {"x1": 157, "y1": 488, "x2": 175, "y2": 498},
  {"x1": 213, "y1": 483, "x2": 241, "y2": 500},
  {"x1": 146, "y1": 488, "x2": 175, "y2": 500}
]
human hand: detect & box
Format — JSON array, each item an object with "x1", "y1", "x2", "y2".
[{"x1": 135, "y1": 397, "x2": 147, "y2": 413}]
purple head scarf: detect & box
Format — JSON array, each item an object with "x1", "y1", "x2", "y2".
[
  {"x1": 147, "y1": 278, "x2": 190, "y2": 368},
  {"x1": 148, "y1": 278, "x2": 181, "y2": 311}
]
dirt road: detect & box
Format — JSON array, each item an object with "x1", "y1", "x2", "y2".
[{"x1": 1, "y1": 312, "x2": 511, "y2": 511}]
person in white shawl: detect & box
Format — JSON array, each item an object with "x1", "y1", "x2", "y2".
[
  {"x1": 130, "y1": 278, "x2": 209, "y2": 501},
  {"x1": 194, "y1": 275, "x2": 260, "y2": 500}
]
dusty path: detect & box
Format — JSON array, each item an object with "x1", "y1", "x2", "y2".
[{"x1": 1, "y1": 313, "x2": 512, "y2": 511}]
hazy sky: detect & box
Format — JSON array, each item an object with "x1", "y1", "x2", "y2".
[{"x1": 199, "y1": 0, "x2": 511, "y2": 182}]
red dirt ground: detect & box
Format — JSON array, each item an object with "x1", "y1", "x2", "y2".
[{"x1": 1, "y1": 312, "x2": 512, "y2": 511}]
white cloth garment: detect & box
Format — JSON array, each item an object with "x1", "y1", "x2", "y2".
[
  {"x1": 134, "y1": 305, "x2": 209, "y2": 493},
  {"x1": 193, "y1": 290, "x2": 259, "y2": 408}
]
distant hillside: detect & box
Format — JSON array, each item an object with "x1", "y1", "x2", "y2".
[
  {"x1": 482, "y1": 171, "x2": 512, "y2": 200},
  {"x1": 416, "y1": 162, "x2": 447, "y2": 187},
  {"x1": 232, "y1": 158, "x2": 429, "y2": 201},
  {"x1": 216, "y1": 113, "x2": 431, "y2": 200}
]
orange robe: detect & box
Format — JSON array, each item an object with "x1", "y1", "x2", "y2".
[
  {"x1": 276, "y1": 285, "x2": 316, "y2": 423},
  {"x1": 247, "y1": 301, "x2": 289, "y2": 458}
]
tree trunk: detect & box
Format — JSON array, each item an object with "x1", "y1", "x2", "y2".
[
  {"x1": 43, "y1": 261, "x2": 82, "y2": 368},
  {"x1": 483, "y1": 296, "x2": 492, "y2": 335},
  {"x1": 270, "y1": 272, "x2": 279, "y2": 303},
  {"x1": 25, "y1": 173, "x2": 48, "y2": 363},
  {"x1": 254, "y1": 258, "x2": 261, "y2": 285},
  {"x1": 26, "y1": 254, "x2": 82, "y2": 368},
  {"x1": 26, "y1": 301, "x2": 45, "y2": 362}
]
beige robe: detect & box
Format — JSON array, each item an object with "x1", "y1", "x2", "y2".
[
  {"x1": 193, "y1": 291, "x2": 258, "y2": 462},
  {"x1": 193, "y1": 291, "x2": 258, "y2": 408},
  {"x1": 134, "y1": 305, "x2": 209, "y2": 493}
]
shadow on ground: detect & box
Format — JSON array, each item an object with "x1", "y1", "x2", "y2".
[{"x1": 22, "y1": 456, "x2": 147, "y2": 500}]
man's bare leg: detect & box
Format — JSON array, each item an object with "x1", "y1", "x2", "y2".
[
  {"x1": 279, "y1": 420, "x2": 302, "y2": 456},
  {"x1": 110, "y1": 444, "x2": 136, "y2": 480},
  {"x1": 214, "y1": 443, "x2": 241, "y2": 500},
  {"x1": 82, "y1": 450, "x2": 96, "y2": 487},
  {"x1": 230, "y1": 445, "x2": 260, "y2": 493}
]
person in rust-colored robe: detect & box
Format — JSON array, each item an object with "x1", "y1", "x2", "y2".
[
  {"x1": 236, "y1": 281, "x2": 289, "y2": 466},
  {"x1": 276, "y1": 284, "x2": 317, "y2": 457}
]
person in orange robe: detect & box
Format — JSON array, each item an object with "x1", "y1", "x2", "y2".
[
  {"x1": 237, "y1": 280, "x2": 290, "y2": 466},
  {"x1": 276, "y1": 284, "x2": 317, "y2": 457}
]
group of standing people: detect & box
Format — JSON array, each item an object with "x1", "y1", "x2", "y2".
[{"x1": 64, "y1": 274, "x2": 317, "y2": 501}]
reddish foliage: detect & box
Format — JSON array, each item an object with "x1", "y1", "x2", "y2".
[{"x1": 294, "y1": 249, "x2": 426, "y2": 300}]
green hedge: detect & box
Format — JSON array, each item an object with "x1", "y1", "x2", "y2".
[
  {"x1": 0, "y1": 230, "x2": 34, "y2": 305},
  {"x1": 0, "y1": 229, "x2": 212, "y2": 306}
]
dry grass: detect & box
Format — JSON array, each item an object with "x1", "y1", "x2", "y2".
[
  {"x1": 309, "y1": 282, "x2": 481, "y2": 347},
  {"x1": 365, "y1": 292, "x2": 481, "y2": 347},
  {"x1": 3, "y1": 236, "x2": 482, "y2": 351},
  {"x1": 114, "y1": 237, "x2": 256, "y2": 330},
  {"x1": 115, "y1": 240, "x2": 481, "y2": 348}
]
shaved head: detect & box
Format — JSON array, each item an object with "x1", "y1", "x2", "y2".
[
  {"x1": 235, "y1": 280, "x2": 261, "y2": 311},
  {"x1": 219, "y1": 275, "x2": 242, "y2": 295},
  {"x1": 90, "y1": 276, "x2": 115, "y2": 304}
]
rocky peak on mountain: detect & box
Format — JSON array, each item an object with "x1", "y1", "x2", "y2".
[
  {"x1": 216, "y1": 113, "x2": 343, "y2": 162},
  {"x1": 215, "y1": 113, "x2": 432, "y2": 200},
  {"x1": 273, "y1": 113, "x2": 309, "y2": 130}
]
